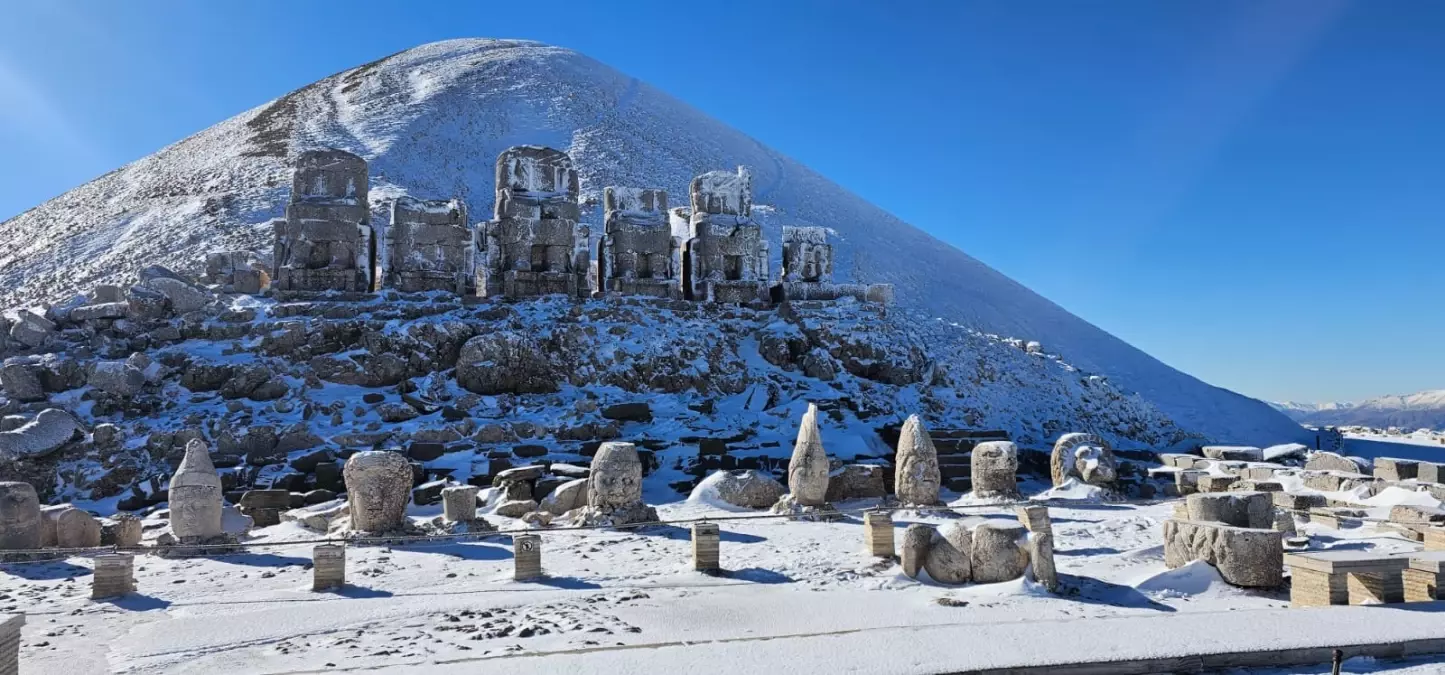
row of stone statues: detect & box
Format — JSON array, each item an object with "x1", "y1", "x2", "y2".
[{"x1": 261, "y1": 146, "x2": 892, "y2": 304}]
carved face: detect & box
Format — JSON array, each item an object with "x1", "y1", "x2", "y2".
[
  {"x1": 0, "y1": 490, "x2": 31, "y2": 528},
  {"x1": 593, "y1": 468, "x2": 639, "y2": 507},
  {"x1": 1074, "y1": 444, "x2": 1116, "y2": 484}
]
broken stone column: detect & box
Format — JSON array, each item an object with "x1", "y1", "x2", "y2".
[
  {"x1": 893, "y1": 415, "x2": 941, "y2": 506},
  {"x1": 924, "y1": 521, "x2": 973, "y2": 584},
  {"x1": 597, "y1": 187, "x2": 681, "y2": 298},
  {"x1": 1016, "y1": 505, "x2": 1053, "y2": 535},
  {"x1": 170, "y1": 439, "x2": 224, "y2": 541},
  {"x1": 383, "y1": 196, "x2": 474, "y2": 293},
  {"x1": 1185, "y1": 492, "x2": 1274, "y2": 529},
  {"x1": 513, "y1": 533, "x2": 542, "y2": 581},
  {"x1": 100, "y1": 514, "x2": 142, "y2": 548},
  {"x1": 0, "y1": 614, "x2": 21, "y2": 675},
  {"x1": 692, "y1": 522, "x2": 720, "y2": 572},
  {"x1": 683, "y1": 167, "x2": 770, "y2": 303},
  {"x1": 479, "y1": 146, "x2": 590, "y2": 298},
  {"x1": 1049, "y1": 433, "x2": 1118, "y2": 487},
  {"x1": 773, "y1": 226, "x2": 893, "y2": 303},
  {"x1": 1029, "y1": 532, "x2": 1060, "y2": 592},
  {"x1": 273, "y1": 149, "x2": 373, "y2": 292},
  {"x1": 0, "y1": 482, "x2": 40, "y2": 551},
  {"x1": 441, "y1": 485, "x2": 479, "y2": 523},
  {"x1": 771, "y1": 404, "x2": 836, "y2": 518},
  {"x1": 971, "y1": 521, "x2": 1030, "y2": 584},
  {"x1": 342, "y1": 450, "x2": 413, "y2": 533},
  {"x1": 970, "y1": 441, "x2": 1020, "y2": 499},
  {"x1": 312, "y1": 544, "x2": 345, "y2": 591},
  {"x1": 863, "y1": 510, "x2": 894, "y2": 557},
  {"x1": 900, "y1": 523, "x2": 933, "y2": 579},
  {"x1": 91, "y1": 553, "x2": 134, "y2": 599}
]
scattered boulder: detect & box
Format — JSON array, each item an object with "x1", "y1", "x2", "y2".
[
  {"x1": 9, "y1": 312, "x2": 55, "y2": 348},
  {"x1": 126, "y1": 284, "x2": 171, "y2": 321},
  {"x1": 601, "y1": 402, "x2": 652, "y2": 423},
  {"x1": 0, "y1": 408, "x2": 81, "y2": 461},
  {"x1": 494, "y1": 499, "x2": 538, "y2": 518},
  {"x1": 455, "y1": 332, "x2": 557, "y2": 395},
  {"x1": 88, "y1": 360, "x2": 147, "y2": 397},
  {"x1": 540, "y1": 478, "x2": 588, "y2": 515},
  {"x1": 0, "y1": 359, "x2": 45, "y2": 402},
  {"x1": 698, "y1": 470, "x2": 786, "y2": 509},
  {"x1": 923, "y1": 521, "x2": 973, "y2": 584},
  {"x1": 144, "y1": 276, "x2": 213, "y2": 313},
  {"x1": 170, "y1": 440, "x2": 224, "y2": 541}
]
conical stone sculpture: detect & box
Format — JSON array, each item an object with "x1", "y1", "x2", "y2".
[
  {"x1": 169, "y1": 439, "x2": 223, "y2": 541},
  {"x1": 770, "y1": 403, "x2": 837, "y2": 520},
  {"x1": 894, "y1": 415, "x2": 941, "y2": 506}
]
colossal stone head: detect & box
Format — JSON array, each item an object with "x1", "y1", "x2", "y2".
[
  {"x1": 1048, "y1": 433, "x2": 1119, "y2": 487},
  {"x1": 587, "y1": 442, "x2": 644, "y2": 511}
]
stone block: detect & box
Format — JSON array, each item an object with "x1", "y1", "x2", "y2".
[
  {"x1": 441, "y1": 485, "x2": 479, "y2": 523},
  {"x1": 1417, "y1": 461, "x2": 1445, "y2": 485},
  {"x1": 513, "y1": 533, "x2": 542, "y2": 581},
  {"x1": 1375, "y1": 457, "x2": 1419, "y2": 482},
  {"x1": 1163, "y1": 519, "x2": 1283, "y2": 588},
  {"x1": 313, "y1": 544, "x2": 345, "y2": 591},
  {"x1": 1174, "y1": 470, "x2": 1205, "y2": 495},
  {"x1": 1273, "y1": 492, "x2": 1327, "y2": 511},
  {"x1": 1186, "y1": 492, "x2": 1273, "y2": 529},
  {"x1": 1390, "y1": 504, "x2": 1445, "y2": 525},
  {"x1": 1230, "y1": 480, "x2": 1283, "y2": 493},
  {"x1": 1015, "y1": 505, "x2": 1053, "y2": 535},
  {"x1": 1202, "y1": 446, "x2": 1263, "y2": 462},
  {"x1": 1197, "y1": 475, "x2": 1238, "y2": 493},
  {"x1": 863, "y1": 510, "x2": 894, "y2": 557},
  {"x1": 692, "y1": 522, "x2": 720, "y2": 571},
  {"x1": 92, "y1": 553, "x2": 134, "y2": 599},
  {"x1": 1029, "y1": 532, "x2": 1059, "y2": 592}
]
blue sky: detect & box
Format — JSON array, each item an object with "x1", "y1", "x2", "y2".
[{"x1": 1, "y1": 0, "x2": 1442, "y2": 404}]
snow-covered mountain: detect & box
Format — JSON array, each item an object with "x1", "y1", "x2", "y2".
[
  {"x1": 0, "y1": 38, "x2": 1303, "y2": 445},
  {"x1": 1271, "y1": 390, "x2": 1445, "y2": 431}
]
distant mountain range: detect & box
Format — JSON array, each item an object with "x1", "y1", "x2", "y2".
[{"x1": 1271, "y1": 390, "x2": 1445, "y2": 431}]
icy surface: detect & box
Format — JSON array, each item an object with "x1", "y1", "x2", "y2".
[{"x1": 0, "y1": 38, "x2": 1301, "y2": 445}]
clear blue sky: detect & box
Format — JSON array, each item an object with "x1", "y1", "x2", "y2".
[{"x1": 2, "y1": 0, "x2": 1442, "y2": 404}]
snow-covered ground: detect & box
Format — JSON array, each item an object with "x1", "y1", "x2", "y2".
[
  {"x1": 8, "y1": 479, "x2": 1439, "y2": 674},
  {"x1": 1344, "y1": 431, "x2": 1445, "y2": 464}
]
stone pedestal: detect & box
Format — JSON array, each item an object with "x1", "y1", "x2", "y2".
[
  {"x1": 1426, "y1": 527, "x2": 1445, "y2": 551},
  {"x1": 313, "y1": 544, "x2": 345, "y2": 591},
  {"x1": 0, "y1": 614, "x2": 21, "y2": 675},
  {"x1": 1404, "y1": 553, "x2": 1445, "y2": 602},
  {"x1": 1197, "y1": 475, "x2": 1238, "y2": 493},
  {"x1": 1290, "y1": 567, "x2": 1348, "y2": 607},
  {"x1": 1348, "y1": 571, "x2": 1404, "y2": 605},
  {"x1": 513, "y1": 533, "x2": 541, "y2": 581},
  {"x1": 442, "y1": 485, "x2": 479, "y2": 523},
  {"x1": 692, "y1": 522, "x2": 720, "y2": 572},
  {"x1": 863, "y1": 511, "x2": 894, "y2": 557},
  {"x1": 92, "y1": 553, "x2": 134, "y2": 599},
  {"x1": 1285, "y1": 552, "x2": 1409, "y2": 607}
]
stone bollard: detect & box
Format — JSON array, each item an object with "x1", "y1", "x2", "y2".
[
  {"x1": 692, "y1": 522, "x2": 720, "y2": 572},
  {"x1": 442, "y1": 485, "x2": 480, "y2": 523},
  {"x1": 0, "y1": 614, "x2": 21, "y2": 675},
  {"x1": 864, "y1": 510, "x2": 894, "y2": 557},
  {"x1": 313, "y1": 544, "x2": 345, "y2": 591},
  {"x1": 92, "y1": 553, "x2": 134, "y2": 599},
  {"x1": 513, "y1": 533, "x2": 542, "y2": 581}
]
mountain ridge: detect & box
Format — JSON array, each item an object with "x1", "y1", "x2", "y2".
[
  {"x1": 1271, "y1": 389, "x2": 1445, "y2": 430},
  {"x1": 0, "y1": 37, "x2": 1304, "y2": 445}
]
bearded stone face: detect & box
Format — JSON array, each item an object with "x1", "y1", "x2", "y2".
[{"x1": 1074, "y1": 444, "x2": 1116, "y2": 484}]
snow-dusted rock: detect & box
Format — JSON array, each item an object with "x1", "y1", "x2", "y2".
[
  {"x1": 88, "y1": 360, "x2": 146, "y2": 397},
  {"x1": 144, "y1": 275, "x2": 213, "y2": 314},
  {"x1": 824, "y1": 464, "x2": 887, "y2": 502},
  {"x1": 282, "y1": 499, "x2": 350, "y2": 532},
  {"x1": 923, "y1": 521, "x2": 972, "y2": 584},
  {"x1": 101, "y1": 514, "x2": 143, "y2": 547},
  {"x1": 696, "y1": 470, "x2": 785, "y2": 509},
  {"x1": 8, "y1": 311, "x2": 54, "y2": 348},
  {"x1": 970, "y1": 521, "x2": 1029, "y2": 584},
  {"x1": 1202, "y1": 445, "x2": 1263, "y2": 462},
  {"x1": 494, "y1": 499, "x2": 538, "y2": 518},
  {"x1": 0, "y1": 408, "x2": 80, "y2": 461},
  {"x1": 0, "y1": 358, "x2": 45, "y2": 402},
  {"x1": 901, "y1": 523, "x2": 933, "y2": 579},
  {"x1": 540, "y1": 478, "x2": 588, "y2": 515},
  {"x1": 1262, "y1": 443, "x2": 1309, "y2": 463},
  {"x1": 69, "y1": 302, "x2": 128, "y2": 321},
  {"x1": 1303, "y1": 451, "x2": 1369, "y2": 474},
  {"x1": 0, "y1": 482, "x2": 41, "y2": 550},
  {"x1": 971, "y1": 441, "x2": 1019, "y2": 499},
  {"x1": 455, "y1": 331, "x2": 557, "y2": 395},
  {"x1": 169, "y1": 440, "x2": 224, "y2": 541},
  {"x1": 342, "y1": 451, "x2": 413, "y2": 533},
  {"x1": 893, "y1": 415, "x2": 941, "y2": 505},
  {"x1": 1163, "y1": 519, "x2": 1283, "y2": 588},
  {"x1": 125, "y1": 284, "x2": 171, "y2": 320},
  {"x1": 1049, "y1": 433, "x2": 1118, "y2": 487}
]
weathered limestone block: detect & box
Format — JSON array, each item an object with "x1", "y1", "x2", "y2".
[
  {"x1": 0, "y1": 358, "x2": 44, "y2": 403},
  {"x1": 824, "y1": 464, "x2": 887, "y2": 501},
  {"x1": 480, "y1": 146, "x2": 589, "y2": 298},
  {"x1": 1304, "y1": 452, "x2": 1369, "y2": 474},
  {"x1": 1016, "y1": 505, "x2": 1053, "y2": 535},
  {"x1": 92, "y1": 553, "x2": 134, "y2": 598},
  {"x1": 1273, "y1": 509, "x2": 1298, "y2": 534},
  {"x1": 273, "y1": 149, "x2": 371, "y2": 292},
  {"x1": 9, "y1": 311, "x2": 54, "y2": 347},
  {"x1": 772, "y1": 227, "x2": 891, "y2": 303},
  {"x1": 0, "y1": 613, "x2": 22, "y2": 675},
  {"x1": 1375, "y1": 457, "x2": 1420, "y2": 482},
  {"x1": 1175, "y1": 470, "x2": 1206, "y2": 495},
  {"x1": 89, "y1": 360, "x2": 147, "y2": 397},
  {"x1": 1030, "y1": 532, "x2": 1060, "y2": 592},
  {"x1": 1197, "y1": 475, "x2": 1239, "y2": 493},
  {"x1": 1230, "y1": 479, "x2": 1283, "y2": 493},
  {"x1": 971, "y1": 521, "x2": 1030, "y2": 584},
  {"x1": 1273, "y1": 492, "x2": 1327, "y2": 511},
  {"x1": 684, "y1": 167, "x2": 769, "y2": 303},
  {"x1": 782, "y1": 404, "x2": 830, "y2": 508},
  {"x1": 101, "y1": 514, "x2": 143, "y2": 548},
  {"x1": 342, "y1": 450, "x2": 412, "y2": 533},
  {"x1": 701, "y1": 470, "x2": 785, "y2": 509},
  {"x1": 313, "y1": 544, "x2": 345, "y2": 591},
  {"x1": 1049, "y1": 433, "x2": 1118, "y2": 487},
  {"x1": 540, "y1": 478, "x2": 589, "y2": 515},
  {"x1": 384, "y1": 196, "x2": 473, "y2": 293},
  {"x1": 893, "y1": 414, "x2": 941, "y2": 506},
  {"x1": 598, "y1": 187, "x2": 681, "y2": 298},
  {"x1": 144, "y1": 275, "x2": 213, "y2": 314},
  {"x1": 0, "y1": 482, "x2": 40, "y2": 550},
  {"x1": 863, "y1": 510, "x2": 894, "y2": 557},
  {"x1": 170, "y1": 439, "x2": 223, "y2": 541},
  {"x1": 55, "y1": 508, "x2": 101, "y2": 548},
  {"x1": 1404, "y1": 553, "x2": 1445, "y2": 602},
  {"x1": 692, "y1": 522, "x2": 720, "y2": 571},
  {"x1": 1163, "y1": 519, "x2": 1283, "y2": 588},
  {"x1": 1201, "y1": 446, "x2": 1263, "y2": 462},
  {"x1": 970, "y1": 441, "x2": 1019, "y2": 499},
  {"x1": 924, "y1": 521, "x2": 973, "y2": 584},
  {"x1": 441, "y1": 485, "x2": 479, "y2": 523},
  {"x1": 0, "y1": 408, "x2": 80, "y2": 461},
  {"x1": 900, "y1": 523, "x2": 933, "y2": 579},
  {"x1": 1390, "y1": 504, "x2": 1445, "y2": 525}
]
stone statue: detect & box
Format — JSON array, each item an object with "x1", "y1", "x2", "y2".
[
  {"x1": 771, "y1": 403, "x2": 837, "y2": 519},
  {"x1": 383, "y1": 196, "x2": 473, "y2": 293},
  {"x1": 893, "y1": 415, "x2": 941, "y2": 506},
  {"x1": 970, "y1": 521, "x2": 1030, "y2": 584},
  {"x1": 570, "y1": 442, "x2": 657, "y2": 527},
  {"x1": 683, "y1": 167, "x2": 770, "y2": 303},
  {"x1": 774, "y1": 227, "x2": 894, "y2": 303},
  {"x1": 478, "y1": 146, "x2": 590, "y2": 298},
  {"x1": 1049, "y1": 433, "x2": 1118, "y2": 487},
  {"x1": 0, "y1": 482, "x2": 40, "y2": 550},
  {"x1": 169, "y1": 439, "x2": 223, "y2": 541},
  {"x1": 598, "y1": 187, "x2": 682, "y2": 298},
  {"x1": 342, "y1": 451, "x2": 413, "y2": 533},
  {"x1": 970, "y1": 441, "x2": 1020, "y2": 499},
  {"x1": 273, "y1": 149, "x2": 372, "y2": 292}
]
